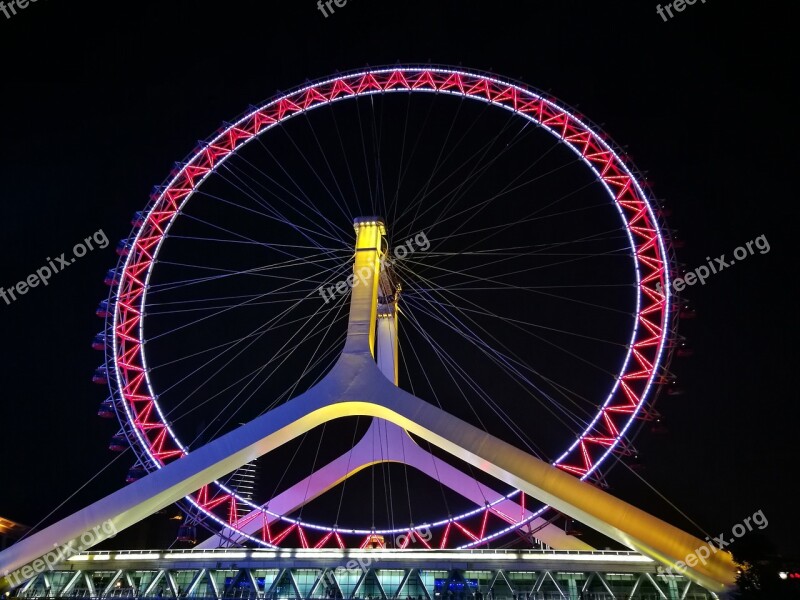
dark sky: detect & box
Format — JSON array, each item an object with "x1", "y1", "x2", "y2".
[{"x1": 0, "y1": 1, "x2": 796, "y2": 555}]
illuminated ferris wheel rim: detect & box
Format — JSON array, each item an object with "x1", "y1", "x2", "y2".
[{"x1": 105, "y1": 65, "x2": 674, "y2": 546}]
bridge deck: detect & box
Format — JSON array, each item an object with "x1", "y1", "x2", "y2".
[{"x1": 10, "y1": 548, "x2": 715, "y2": 600}]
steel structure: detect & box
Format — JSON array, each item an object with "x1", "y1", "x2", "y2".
[
  {"x1": 0, "y1": 219, "x2": 734, "y2": 594},
  {"x1": 93, "y1": 66, "x2": 680, "y2": 552},
  {"x1": 198, "y1": 267, "x2": 588, "y2": 553}
]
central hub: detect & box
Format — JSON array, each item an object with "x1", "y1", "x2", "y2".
[{"x1": 352, "y1": 216, "x2": 386, "y2": 248}]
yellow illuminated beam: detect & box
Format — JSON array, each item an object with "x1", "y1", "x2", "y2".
[{"x1": 344, "y1": 217, "x2": 386, "y2": 358}]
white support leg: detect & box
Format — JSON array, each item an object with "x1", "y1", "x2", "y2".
[{"x1": 199, "y1": 302, "x2": 589, "y2": 550}]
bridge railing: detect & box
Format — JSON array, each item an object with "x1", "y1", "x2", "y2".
[{"x1": 63, "y1": 548, "x2": 648, "y2": 561}]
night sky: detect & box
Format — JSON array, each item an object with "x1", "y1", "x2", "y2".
[{"x1": 0, "y1": 1, "x2": 795, "y2": 557}]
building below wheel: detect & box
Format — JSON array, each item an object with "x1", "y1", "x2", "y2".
[{"x1": 9, "y1": 547, "x2": 719, "y2": 600}]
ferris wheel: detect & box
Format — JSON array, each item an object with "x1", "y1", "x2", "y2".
[{"x1": 93, "y1": 66, "x2": 679, "y2": 550}]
